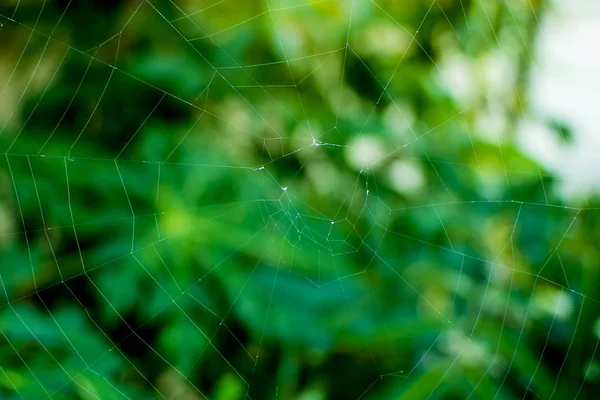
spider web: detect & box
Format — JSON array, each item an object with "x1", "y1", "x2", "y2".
[{"x1": 0, "y1": 0, "x2": 598, "y2": 399}]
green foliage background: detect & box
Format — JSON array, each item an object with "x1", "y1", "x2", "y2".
[{"x1": 1, "y1": 0, "x2": 599, "y2": 399}]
